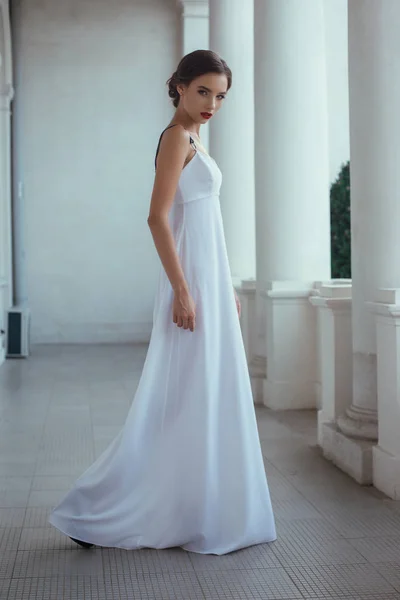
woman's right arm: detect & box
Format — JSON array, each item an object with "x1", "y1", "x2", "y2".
[{"x1": 147, "y1": 125, "x2": 196, "y2": 331}]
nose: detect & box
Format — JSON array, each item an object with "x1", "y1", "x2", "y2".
[{"x1": 208, "y1": 97, "x2": 217, "y2": 111}]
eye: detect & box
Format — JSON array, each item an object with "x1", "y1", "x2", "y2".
[
  {"x1": 217, "y1": 95, "x2": 226, "y2": 100},
  {"x1": 198, "y1": 90, "x2": 207, "y2": 96}
]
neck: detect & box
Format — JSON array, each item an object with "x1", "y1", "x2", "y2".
[{"x1": 170, "y1": 108, "x2": 201, "y2": 136}]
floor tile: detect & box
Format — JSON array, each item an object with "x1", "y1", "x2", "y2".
[
  {"x1": 271, "y1": 537, "x2": 367, "y2": 568},
  {"x1": 0, "y1": 490, "x2": 30, "y2": 508},
  {"x1": 12, "y1": 548, "x2": 103, "y2": 578},
  {"x1": 320, "y1": 505, "x2": 400, "y2": 538},
  {"x1": 0, "y1": 508, "x2": 26, "y2": 528},
  {"x1": 0, "y1": 579, "x2": 10, "y2": 599},
  {"x1": 347, "y1": 536, "x2": 400, "y2": 563},
  {"x1": 6, "y1": 576, "x2": 108, "y2": 600},
  {"x1": 103, "y1": 571, "x2": 206, "y2": 600},
  {"x1": 374, "y1": 563, "x2": 400, "y2": 593},
  {"x1": 1, "y1": 344, "x2": 400, "y2": 600},
  {"x1": 196, "y1": 568, "x2": 303, "y2": 599},
  {"x1": 0, "y1": 549, "x2": 17, "y2": 579},
  {"x1": 19, "y1": 526, "x2": 73, "y2": 551},
  {"x1": 24, "y1": 507, "x2": 55, "y2": 529},
  {"x1": 0, "y1": 527, "x2": 22, "y2": 553},
  {"x1": 189, "y1": 543, "x2": 281, "y2": 571},
  {"x1": 27, "y1": 490, "x2": 66, "y2": 507},
  {"x1": 286, "y1": 563, "x2": 396, "y2": 597},
  {"x1": 0, "y1": 477, "x2": 32, "y2": 492},
  {"x1": 31, "y1": 475, "x2": 75, "y2": 491},
  {"x1": 101, "y1": 547, "x2": 195, "y2": 575},
  {"x1": 274, "y1": 517, "x2": 343, "y2": 541}
]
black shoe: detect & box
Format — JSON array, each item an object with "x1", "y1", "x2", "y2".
[{"x1": 69, "y1": 536, "x2": 94, "y2": 549}]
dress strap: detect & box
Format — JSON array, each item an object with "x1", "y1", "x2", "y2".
[
  {"x1": 189, "y1": 135, "x2": 197, "y2": 152},
  {"x1": 154, "y1": 125, "x2": 197, "y2": 169}
]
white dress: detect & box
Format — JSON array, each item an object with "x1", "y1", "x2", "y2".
[{"x1": 48, "y1": 127, "x2": 276, "y2": 555}]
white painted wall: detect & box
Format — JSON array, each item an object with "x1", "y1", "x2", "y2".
[
  {"x1": 324, "y1": 0, "x2": 350, "y2": 182},
  {"x1": 0, "y1": 0, "x2": 13, "y2": 363},
  {"x1": 12, "y1": 0, "x2": 178, "y2": 343}
]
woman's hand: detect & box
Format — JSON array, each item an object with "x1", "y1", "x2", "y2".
[
  {"x1": 173, "y1": 287, "x2": 196, "y2": 332},
  {"x1": 234, "y1": 288, "x2": 241, "y2": 318}
]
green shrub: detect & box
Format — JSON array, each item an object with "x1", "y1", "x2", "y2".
[{"x1": 330, "y1": 161, "x2": 351, "y2": 278}]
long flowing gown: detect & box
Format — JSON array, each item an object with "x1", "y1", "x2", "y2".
[{"x1": 48, "y1": 127, "x2": 276, "y2": 555}]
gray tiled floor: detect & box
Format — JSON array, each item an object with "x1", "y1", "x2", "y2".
[{"x1": 1, "y1": 344, "x2": 400, "y2": 600}]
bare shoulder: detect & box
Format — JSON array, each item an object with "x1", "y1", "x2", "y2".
[
  {"x1": 156, "y1": 124, "x2": 191, "y2": 171},
  {"x1": 150, "y1": 125, "x2": 191, "y2": 218},
  {"x1": 159, "y1": 124, "x2": 190, "y2": 154}
]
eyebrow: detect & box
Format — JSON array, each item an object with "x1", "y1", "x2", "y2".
[{"x1": 198, "y1": 85, "x2": 227, "y2": 95}]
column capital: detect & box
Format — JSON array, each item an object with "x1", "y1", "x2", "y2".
[
  {"x1": 234, "y1": 278, "x2": 256, "y2": 296},
  {"x1": 367, "y1": 288, "x2": 400, "y2": 318},
  {"x1": 310, "y1": 281, "x2": 352, "y2": 312},
  {"x1": 263, "y1": 280, "x2": 317, "y2": 300},
  {"x1": 176, "y1": 0, "x2": 209, "y2": 18}
]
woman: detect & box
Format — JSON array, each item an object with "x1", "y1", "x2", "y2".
[{"x1": 48, "y1": 50, "x2": 276, "y2": 555}]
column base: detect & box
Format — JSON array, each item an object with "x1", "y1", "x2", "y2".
[
  {"x1": 249, "y1": 354, "x2": 266, "y2": 405},
  {"x1": 373, "y1": 445, "x2": 400, "y2": 500},
  {"x1": 337, "y1": 407, "x2": 378, "y2": 441},
  {"x1": 321, "y1": 422, "x2": 373, "y2": 484}
]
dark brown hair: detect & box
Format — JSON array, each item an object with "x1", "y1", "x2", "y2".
[{"x1": 167, "y1": 50, "x2": 232, "y2": 108}]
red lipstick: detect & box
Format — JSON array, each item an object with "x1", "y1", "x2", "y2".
[{"x1": 201, "y1": 112, "x2": 212, "y2": 120}]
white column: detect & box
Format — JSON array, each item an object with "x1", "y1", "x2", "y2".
[
  {"x1": 369, "y1": 290, "x2": 400, "y2": 499},
  {"x1": 254, "y1": 0, "x2": 330, "y2": 408},
  {"x1": 177, "y1": 0, "x2": 210, "y2": 150},
  {"x1": 178, "y1": 0, "x2": 209, "y2": 57},
  {"x1": 309, "y1": 282, "x2": 352, "y2": 446},
  {"x1": 209, "y1": 0, "x2": 255, "y2": 284},
  {"x1": 0, "y1": 0, "x2": 13, "y2": 365},
  {"x1": 333, "y1": 0, "x2": 400, "y2": 484},
  {"x1": 323, "y1": 0, "x2": 350, "y2": 182}
]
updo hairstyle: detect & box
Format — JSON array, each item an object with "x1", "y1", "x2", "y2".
[{"x1": 167, "y1": 49, "x2": 232, "y2": 108}]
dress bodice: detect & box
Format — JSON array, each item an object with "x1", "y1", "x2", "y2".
[
  {"x1": 174, "y1": 151, "x2": 222, "y2": 205},
  {"x1": 155, "y1": 125, "x2": 222, "y2": 205}
]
